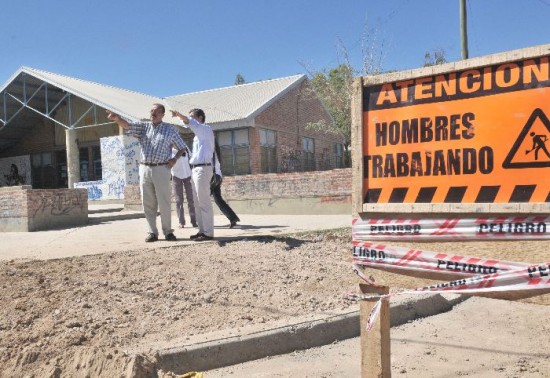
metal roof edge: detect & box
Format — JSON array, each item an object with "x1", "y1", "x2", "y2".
[
  {"x1": 210, "y1": 118, "x2": 254, "y2": 130},
  {"x1": 0, "y1": 66, "x2": 26, "y2": 94},
  {"x1": 165, "y1": 74, "x2": 306, "y2": 99},
  {"x1": 245, "y1": 74, "x2": 307, "y2": 120},
  {"x1": 23, "y1": 67, "x2": 159, "y2": 99},
  {"x1": 16, "y1": 67, "x2": 162, "y2": 121}
]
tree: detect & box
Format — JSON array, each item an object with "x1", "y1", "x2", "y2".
[
  {"x1": 423, "y1": 49, "x2": 447, "y2": 67},
  {"x1": 306, "y1": 64, "x2": 354, "y2": 167},
  {"x1": 304, "y1": 35, "x2": 445, "y2": 168},
  {"x1": 302, "y1": 35, "x2": 385, "y2": 168},
  {"x1": 234, "y1": 74, "x2": 246, "y2": 85}
]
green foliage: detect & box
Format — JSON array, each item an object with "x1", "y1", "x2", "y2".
[
  {"x1": 234, "y1": 74, "x2": 246, "y2": 85},
  {"x1": 305, "y1": 42, "x2": 445, "y2": 168},
  {"x1": 307, "y1": 64, "x2": 354, "y2": 166}
]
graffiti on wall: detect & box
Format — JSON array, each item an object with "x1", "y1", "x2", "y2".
[
  {"x1": 75, "y1": 180, "x2": 105, "y2": 200},
  {"x1": 232, "y1": 176, "x2": 331, "y2": 198},
  {"x1": 280, "y1": 145, "x2": 302, "y2": 173},
  {"x1": 108, "y1": 177, "x2": 125, "y2": 198},
  {"x1": 0, "y1": 155, "x2": 31, "y2": 187},
  {"x1": 88, "y1": 184, "x2": 103, "y2": 200},
  {"x1": 74, "y1": 135, "x2": 140, "y2": 201},
  {"x1": 124, "y1": 138, "x2": 140, "y2": 185},
  {"x1": 30, "y1": 191, "x2": 86, "y2": 218}
]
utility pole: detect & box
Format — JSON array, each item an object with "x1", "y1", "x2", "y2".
[{"x1": 460, "y1": 0, "x2": 469, "y2": 59}]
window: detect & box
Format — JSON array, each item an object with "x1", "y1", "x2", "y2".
[
  {"x1": 77, "y1": 146, "x2": 102, "y2": 182},
  {"x1": 259, "y1": 128, "x2": 277, "y2": 173},
  {"x1": 31, "y1": 152, "x2": 57, "y2": 189},
  {"x1": 216, "y1": 129, "x2": 250, "y2": 175},
  {"x1": 92, "y1": 146, "x2": 102, "y2": 181},
  {"x1": 334, "y1": 143, "x2": 344, "y2": 168},
  {"x1": 56, "y1": 151, "x2": 67, "y2": 188},
  {"x1": 79, "y1": 147, "x2": 90, "y2": 182},
  {"x1": 302, "y1": 137, "x2": 315, "y2": 171}
]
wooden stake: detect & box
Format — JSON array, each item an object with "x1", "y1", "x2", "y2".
[{"x1": 360, "y1": 283, "x2": 391, "y2": 377}]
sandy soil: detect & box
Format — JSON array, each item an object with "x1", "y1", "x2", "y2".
[{"x1": 0, "y1": 229, "x2": 548, "y2": 377}]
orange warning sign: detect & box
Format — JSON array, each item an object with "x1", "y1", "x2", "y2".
[{"x1": 362, "y1": 56, "x2": 550, "y2": 204}]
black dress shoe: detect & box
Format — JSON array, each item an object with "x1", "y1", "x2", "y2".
[
  {"x1": 190, "y1": 232, "x2": 203, "y2": 240},
  {"x1": 194, "y1": 234, "x2": 213, "y2": 241},
  {"x1": 145, "y1": 233, "x2": 158, "y2": 242},
  {"x1": 165, "y1": 233, "x2": 177, "y2": 241}
]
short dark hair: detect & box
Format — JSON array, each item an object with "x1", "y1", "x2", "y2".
[
  {"x1": 153, "y1": 103, "x2": 165, "y2": 114},
  {"x1": 190, "y1": 108, "x2": 206, "y2": 123}
]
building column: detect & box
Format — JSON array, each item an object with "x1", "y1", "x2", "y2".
[{"x1": 66, "y1": 128, "x2": 80, "y2": 188}]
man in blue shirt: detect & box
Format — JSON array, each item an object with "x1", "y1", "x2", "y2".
[{"x1": 107, "y1": 103, "x2": 187, "y2": 242}]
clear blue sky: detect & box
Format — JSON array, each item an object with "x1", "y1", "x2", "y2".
[{"x1": 1, "y1": 0, "x2": 549, "y2": 97}]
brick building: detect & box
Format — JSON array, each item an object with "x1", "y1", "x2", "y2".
[{"x1": 0, "y1": 68, "x2": 345, "y2": 196}]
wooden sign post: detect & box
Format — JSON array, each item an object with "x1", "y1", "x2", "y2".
[{"x1": 359, "y1": 283, "x2": 391, "y2": 377}]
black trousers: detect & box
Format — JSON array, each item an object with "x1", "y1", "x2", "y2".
[{"x1": 211, "y1": 178, "x2": 240, "y2": 223}]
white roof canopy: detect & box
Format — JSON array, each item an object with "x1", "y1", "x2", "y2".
[{"x1": 0, "y1": 66, "x2": 306, "y2": 151}]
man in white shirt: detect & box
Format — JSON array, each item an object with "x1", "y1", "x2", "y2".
[
  {"x1": 171, "y1": 108, "x2": 215, "y2": 241},
  {"x1": 171, "y1": 146, "x2": 197, "y2": 228}
]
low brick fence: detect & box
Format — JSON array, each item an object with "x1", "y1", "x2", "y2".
[
  {"x1": 124, "y1": 168, "x2": 352, "y2": 214},
  {"x1": 0, "y1": 186, "x2": 88, "y2": 232}
]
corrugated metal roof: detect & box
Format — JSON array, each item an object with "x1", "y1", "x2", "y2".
[
  {"x1": 17, "y1": 67, "x2": 163, "y2": 122},
  {"x1": 165, "y1": 75, "x2": 306, "y2": 127},
  {"x1": 4, "y1": 67, "x2": 306, "y2": 126},
  {"x1": 0, "y1": 68, "x2": 308, "y2": 151}
]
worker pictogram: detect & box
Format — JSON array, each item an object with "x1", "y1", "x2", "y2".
[{"x1": 502, "y1": 108, "x2": 550, "y2": 168}]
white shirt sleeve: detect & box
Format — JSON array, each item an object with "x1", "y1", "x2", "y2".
[{"x1": 214, "y1": 155, "x2": 222, "y2": 177}]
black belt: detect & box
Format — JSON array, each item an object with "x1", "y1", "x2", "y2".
[
  {"x1": 191, "y1": 163, "x2": 212, "y2": 168},
  {"x1": 140, "y1": 162, "x2": 168, "y2": 166}
]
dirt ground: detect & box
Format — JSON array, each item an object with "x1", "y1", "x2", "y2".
[
  {"x1": 207, "y1": 296, "x2": 550, "y2": 377},
  {"x1": 0, "y1": 228, "x2": 548, "y2": 377}
]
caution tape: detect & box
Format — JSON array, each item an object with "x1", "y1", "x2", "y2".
[
  {"x1": 352, "y1": 216, "x2": 550, "y2": 240},
  {"x1": 348, "y1": 241, "x2": 550, "y2": 330},
  {"x1": 352, "y1": 240, "x2": 530, "y2": 277}
]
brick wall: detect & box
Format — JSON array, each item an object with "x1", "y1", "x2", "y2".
[
  {"x1": 0, "y1": 119, "x2": 58, "y2": 158},
  {"x1": 248, "y1": 127, "x2": 261, "y2": 174},
  {"x1": 0, "y1": 116, "x2": 118, "y2": 161},
  {"x1": 0, "y1": 186, "x2": 88, "y2": 231},
  {"x1": 0, "y1": 186, "x2": 29, "y2": 218},
  {"x1": 124, "y1": 168, "x2": 352, "y2": 212},
  {"x1": 255, "y1": 80, "x2": 345, "y2": 172},
  {"x1": 222, "y1": 168, "x2": 351, "y2": 199}
]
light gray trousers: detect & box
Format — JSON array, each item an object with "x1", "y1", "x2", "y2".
[{"x1": 139, "y1": 165, "x2": 173, "y2": 236}]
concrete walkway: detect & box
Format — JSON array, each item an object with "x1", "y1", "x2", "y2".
[{"x1": 0, "y1": 203, "x2": 352, "y2": 261}]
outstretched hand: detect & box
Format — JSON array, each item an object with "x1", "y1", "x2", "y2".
[
  {"x1": 105, "y1": 110, "x2": 130, "y2": 129},
  {"x1": 170, "y1": 110, "x2": 190, "y2": 124}
]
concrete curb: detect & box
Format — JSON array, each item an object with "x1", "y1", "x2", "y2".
[{"x1": 155, "y1": 293, "x2": 468, "y2": 373}]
